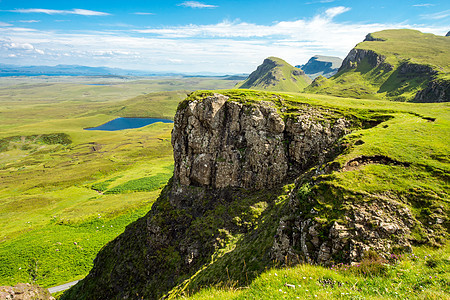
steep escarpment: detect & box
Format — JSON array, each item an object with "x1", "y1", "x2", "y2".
[
  {"x1": 173, "y1": 93, "x2": 348, "y2": 189},
  {"x1": 306, "y1": 29, "x2": 450, "y2": 102},
  {"x1": 236, "y1": 57, "x2": 311, "y2": 92},
  {"x1": 63, "y1": 90, "x2": 449, "y2": 300},
  {"x1": 296, "y1": 55, "x2": 343, "y2": 79}
]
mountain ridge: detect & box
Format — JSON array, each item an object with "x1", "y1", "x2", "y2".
[
  {"x1": 236, "y1": 57, "x2": 311, "y2": 92},
  {"x1": 305, "y1": 29, "x2": 450, "y2": 102},
  {"x1": 296, "y1": 55, "x2": 343, "y2": 79}
]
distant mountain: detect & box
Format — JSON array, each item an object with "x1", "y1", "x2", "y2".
[
  {"x1": 296, "y1": 55, "x2": 343, "y2": 79},
  {"x1": 305, "y1": 29, "x2": 450, "y2": 102},
  {"x1": 0, "y1": 64, "x2": 179, "y2": 77},
  {"x1": 236, "y1": 57, "x2": 311, "y2": 92}
]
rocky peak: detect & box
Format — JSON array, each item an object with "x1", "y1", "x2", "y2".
[
  {"x1": 446, "y1": 31, "x2": 450, "y2": 37},
  {"x1": 338, "y1": 48, "x2": 392, "y2": 72},
  {"x1": 364, "y1": 33, "x2": 386, "y2": 42},
  {"x1": 172, "y1": 93, "x2": 350, "y2": 190}
]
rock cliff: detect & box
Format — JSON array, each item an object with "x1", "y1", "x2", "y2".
[
  {"x1": 296, "y1": 55, "x2": 343, "y2": 79},
  {"x1": 338, "y1": 48, "x2": 393, "y2": 73},
  {"x1": 172, "y1": 93, "x2": 348, "y2": 189},
  {"x1": 62, "y1": 90, "x2": 447, "y2": 300}
]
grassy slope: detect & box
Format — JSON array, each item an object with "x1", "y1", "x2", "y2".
[
  {"x1": 359, "y1": 30, "x2": 450, "y2": 71},
  {"x1": 236, "y1": 57, "x2": 311, "y2": 92},
  {"x1": 185, "y1": 244, "x2": 450, "y2": 300},
  {"x1": 161, "y1": 90, "x2": 448, "y2": 298},
  {"x1": 0, "y1": 77, "x2": 240, "y2": 288},
  {"x1": 305, "y1": 29, "x2": 450, "y2": 101}
]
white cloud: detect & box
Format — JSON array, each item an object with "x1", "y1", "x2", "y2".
[
  {"x1": 6, "y1": 42, "x2": 35, "y2": 50},
  {"x1": 324, "y1": 6, "x2": 351, "y2": 19},
  {"x1": 0, "y1": 22, "x2": 12, "y2": 26},
  {"x1": 8, "y1": 8, "x2": 110, "y2": 16},
  {"x1": 306, "y1": 0, "x2": 336, "y2": 4},
  {"x1": 17, "y1": 20, "x2": 41, "y2": 23},
  {"x1": 413, "y1": 4, "x2": 434, "y2": 7},
  {"x1": 178, "y1": 1, "x2": 218, "y2": 8},
  {"x1": 0, "y1": 6, "x2": 448, "y2": 73},
  {"x1": 421, "y1": 10, "x2": 450, "y2": 20}
]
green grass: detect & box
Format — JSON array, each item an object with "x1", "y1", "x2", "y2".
[
  {"x1": 360, "y1": 30, "x2": 450, "y2": 72},
  {"x1": 0, "y1": 76, "x2": 241, "y2": 288},
  {"x1": 0, "y1": 201, "x2": 157, "y2": 287},
  {"x1": 306, "y1": 29, "x2": 450, "y2": 101},
  {"x1": 183, "y1": 244, "x2": 450, "y2": 300},
  {"x1": 1, "y1": 80, "x2": 449, "y2": 300}
]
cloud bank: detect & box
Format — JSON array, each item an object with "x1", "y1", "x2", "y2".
[
  {"x1": 0, "y1": 6, "x2": 447, "y2": 73},
  {"x1": 7, "y1": 8, "x2": 110, "y2": 16}
]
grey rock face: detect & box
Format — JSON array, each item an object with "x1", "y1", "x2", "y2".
[
  {"x1": 271, "y1": 190, "x2": 417, "y2": 265},
  {"x1": 0, "y1": 283, "x2": 55, "y2": 300},
  {"x1": 415, "y1": 79, "x2": 450, "y2": 102},
  {"x1": 172, "y1": 93, "x2": 350, "y2": 190},
  {"x1": 296, "y1": 55, "x2": 343, "y2": 79},
  {"x1": 339, "y1": 49, "x2": 393, "y2": 72}
]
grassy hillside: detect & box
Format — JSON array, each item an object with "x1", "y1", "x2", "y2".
[
  {"x1": 236, "y1": 57, "x2": 311, "y2": 92},
  {"x1": 305, "y1": 29, "x2": 450, "y2": 101},
  {"x1": 185, "y1": 244, "x2": 450, "y2": 300},
  {"x1": 0, "y1": 76, "x2": 240, "y2": 288}
]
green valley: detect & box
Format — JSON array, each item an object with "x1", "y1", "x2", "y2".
[
  {"x1": 0, "y1": 28, "x2": 449, "y2": 300},
  {"x1": 0, "y1": 76, "x2": 241, "y2": 288}
]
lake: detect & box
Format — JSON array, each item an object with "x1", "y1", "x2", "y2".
[{"x1": 85, "y1": 117, "x2": 173, "y2": 131}]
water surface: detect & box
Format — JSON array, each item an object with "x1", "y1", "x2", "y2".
[{"x1": 85, "y1": 117, "x2": 173, "y2": 131}]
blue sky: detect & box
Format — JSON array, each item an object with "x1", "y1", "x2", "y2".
[{"x1": 0, "y1": 0, "x2": 449, "y2": 73}]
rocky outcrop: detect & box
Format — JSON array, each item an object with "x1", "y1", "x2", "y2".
[
  {"x1": 415, "y1": 79, "x2": 450, "y2": 102},
  {"x1": 398, "y1": 62, "x2": 437, "y2": 77},
  {"x1": 364, "y1": 33, "x2": 386, "y2": 42},
  {"x1": 446, "y1": 31, "x2": 450, "y2": 37},
  {"x1": 272, "y1": 191, "x2": 417, "y2": 265},
  {"x1": 172, "y1": 94, "x2": 350, "y2": 189},
  {"x1": 339, "y1": 48, "x2": 393, "y2": 72},
  {"x1": 0, "y1": 283, "x2": 54, "y2": 300}
]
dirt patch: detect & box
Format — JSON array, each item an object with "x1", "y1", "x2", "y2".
[{"x1": 343, "y1": 155, "x2": 410, "y2": 171}]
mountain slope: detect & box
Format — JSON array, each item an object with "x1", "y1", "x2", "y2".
[
  {"x1": 296, "y1": 55, "x2": 343, "y2": 79},
  {"x1": 305, "y1": 29, "x2": 450, "y2": 102},
  {"x1": 62, "y1": 90, "x2": 449, "y2": 300},
  {"x1": 236, "y1": 57, "x2": 311, "y2": 92}
]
